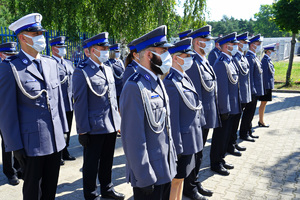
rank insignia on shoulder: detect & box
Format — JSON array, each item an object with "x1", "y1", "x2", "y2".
[
  {"x1": 129, "y1": 73, "x2": 141, "y2": 82},
  {"x1": 151, "y1": 94, "x2": 159, "y2": 98},
  {"x1": 144, "y1": 74, "x2": 151, "y2": 81}
]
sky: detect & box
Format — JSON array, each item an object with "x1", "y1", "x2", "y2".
[{"x1": 176, "y1": 0, "x2": 275, "y2": 21}]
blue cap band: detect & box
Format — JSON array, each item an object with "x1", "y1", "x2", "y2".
[
  {"x1": 219, "y1": 36, "x2": 235, "y2": 45},
  {"x1": 0, "y1": 47, "x2": 16, "y2": 52},
  {"x1": 237, "y1": 35, "x2": 247, "y2": 41},
  {"x1": 110, "y1": 46, "x2": 119, "y2": 51},
  {"x1": 249, "y1": 36, "x2": 261, "y2": 44},
  {"x1": 50, "y1": 41, "x2": 65, "y2": 46},
  {"x1": 179, "y1": 32, "x2": 189, "y2": 38},
  {"x1": 86, "y1": 38, "x2": 108, "y2": 48},
  {"x1": 136, "y1": 35, "x2": 166, "y2": 52},
  {"x1": 168, "y1": 45, "x2": 191, "y2": 54},
  {"x1": 190, "y1": 31, "x2": 210, "y2": 39},
  {"x1": 129, "y1": 46, "x2": 136, "y2": 50},
  {"x1": 15, "y1": 23, "x2": 39, "y2": 35}
]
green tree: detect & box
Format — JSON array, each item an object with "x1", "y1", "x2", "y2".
[
  {"x1": 273, "y1": 0, "x2": 300, "y2": 86},
  {"x1": 254, "y1": 4, "x2": 291, "y2": 37},
  {"x1": 181, "y1": 0, "x2": 207, "y2": 31}
]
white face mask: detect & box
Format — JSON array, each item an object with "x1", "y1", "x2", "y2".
[
  {"x1": 198, "y1": 40, "x2": 213, "y2": 55},
  {"x1": 228, "y1": 44, "x2": 239, "y2": 56},
  {"x1": 241, "y1": 43, "x2": 249, "y2": 52},
  {"x1": 151, "y1": 51, "x2": 172, "y2": 74},
  {"x1": 115, "y1": 52, "x2": 120, "y2": 59},
  {"x1": 24, "y1": 34, "x2": 46, "y2": 52},
  {"x1": 270, "y1": 51, "x2": 275, "y2": 57},
  {"x1": 253, "y1": 44, "x2": 262, "y2": 53},
  {"x1": 94, "y1": 48, "x2": 109, "y2": 63},
  {"x1": 57, "y1": 47, "x2": 66, "y2": 57},
  {"x1": 176, "y1": 56, "x2": 193, "y2": 71}
]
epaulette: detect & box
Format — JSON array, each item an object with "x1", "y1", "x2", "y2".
[
  {"x1": 129, "y1": 72, "x2": 141, "y2": 82},
  {"x1": 166, "y1": 72, "x2": 174, "y2": 80},
  {"x1": 78, "y1": 62, "x2": 88, "y2": 68},
  {"x1": 246, "y1": 53, "x2": 255, "y2": 59},
  {"x1": 3, "y1": 55, "x2": 18, "y2": 63},
  {"x1": 219, "y1": 56, "x2": 225, "y2": 61}
]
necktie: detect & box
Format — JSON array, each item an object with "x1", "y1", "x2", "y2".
[{"x1": 33, "y1": 59, "x2": 42, "y2": 75}]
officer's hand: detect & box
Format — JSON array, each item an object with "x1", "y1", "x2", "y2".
[
  {"x1": 220, "y1": 113, "x2": 229, "y2": 121},
  {"x1": 13, "y1": 148, "x2": 27, "y2": 168},
  {"x1": 140, "y1": 185, "x2": 154, "y2": 195},
  {"x1": 78, "y1": 134, "x2": 89, "y2": 147}
]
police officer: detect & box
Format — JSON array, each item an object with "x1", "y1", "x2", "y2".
[
  {"x1": 178, "y1": 29, "x2": 193, "y2": 40},
  {"x1": 0, "y1": 13, "x2": 68, "y2": 199},
  {"x1": 0, "y1": 42, "x2": 20, "y2": 185},
  {"x1": 239, "y1": 34, "x2": 264, "y2": 141},
  {"x1": 258, "y1": 43, "x2": 276, "y2": 127},
  {"x1": 211, "y1": 32, "x2": 241, "y2": 176},
  {"x1": 208, "y1": 37, "x2": 222, "y2": 66},
  {"x1": 120, "y1": 25, "x2": 177, "y2": 200},
  {"x1": 106, "y1": 43, "x2": 125, "y2": 104},
  {"x1": 185, "y1": 25, "x2": 218, "y2": 197},
  {"x1": 49, "y1": 36, "x2": 76, "y2": 164},
  {"x1": 164, "y1": 38, "x2": 206, "y2": 200},
  {"x1": 123, "y1": 40, "x2": 139, "y2": 85},
  {"x1": 226, "y1": 32, "x2": 252, "y2": 156},
  {"x1": 75, "y1": 40, "x2": 90, "y2": 68},
  {"x1": 72, "y1": 32, "x2": 125, "y2": 200}
]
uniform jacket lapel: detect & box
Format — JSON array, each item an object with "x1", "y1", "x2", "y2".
[
  {"x1": 19, "y1": 51, "x2": 44, "y2": 81},
  {"x1": 87, "y1": 59, "x2": 106, "y2": 80},
  {"x1": 195, "y1": 52, "x2": 215, "y2": 77},
  {"x1": 137, "y1": 66, "x2": 164, "y2": 99}
]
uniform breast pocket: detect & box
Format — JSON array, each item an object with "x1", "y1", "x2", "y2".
[
  {"x1": 91, "y1": 79, "x2": 107, "y2": 94},
  {"x1": 24, "y1": 81, "x2": 42, "y2": 95},
  {"x1": 50, "y1": 80, "x2": 60, "y2": 99}
]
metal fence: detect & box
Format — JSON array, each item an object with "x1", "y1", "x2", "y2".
[{"x1": 0, "y1": 26, "x2": 94, "y2": 63}]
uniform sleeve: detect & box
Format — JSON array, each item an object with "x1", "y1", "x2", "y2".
[
  {"x1": 261, "y1": 59, "x2": 268, "y2": 90},
  {"x1": 72, "y1": 68, "x2": 91, "y2": 134},
  {"x1": 122, "y1": 66, "x2": 135, "y2": 86},
  {"x1": 163, "y1": 79, "x2": 183, "y2": 155},
  {"x1": 246, "y1": 56, "x2": 256, "y2": 95},
  {"x1": 120, "y1": 81, "x2": 157, "y2": 187},
  {"x1": 0, "y1": 63, "x2": 23, "y2": 152},
  {"x1": 56, "y1": 63, "x2": 69, "y2": 133},
  {"x1": 213, "y1": 61, "x2": 230, "y2": 114}
]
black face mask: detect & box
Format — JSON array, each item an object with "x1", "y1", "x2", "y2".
[{"x1": 150, "y1": 53, "x2": 163, "y2": 75}]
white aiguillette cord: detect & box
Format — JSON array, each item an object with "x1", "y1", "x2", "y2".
[{"x1": 9, "y1": 61, "x2": 50, "y2": 111}]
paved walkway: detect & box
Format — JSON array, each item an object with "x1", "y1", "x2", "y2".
[{"x1": 0, "y1": 92, "x2": 299, "y2": 200}]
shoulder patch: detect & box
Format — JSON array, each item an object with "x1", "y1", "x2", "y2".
[
  {"x1": 129, "y1": 72, "x2": 141, "y2": 82},
  {"x1": 166, "y1": 72, "x2": 174, "y2": 80}
]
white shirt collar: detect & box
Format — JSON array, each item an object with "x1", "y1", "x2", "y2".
[
  {"x1": 89, "y1": 57, "x2": 103, "y2": 69},
  {"x1": 172, "y1": 67, "x2": 184, "y2": 77},
  {"x1": 248, "y1": 50, "x2": 256, "y2": 55},
  {"x1": 21, "y1": 49, "x2": 40, "y2": 61},
  {"x1": 222, "y1": 52, "x2": 232, "y2": 60},
  {"x1": 53, "y1": 55, "x2": 62, "y2": 63},
  {"x1": 137, "y1": 62, "x2": 158, "y2": 81}
]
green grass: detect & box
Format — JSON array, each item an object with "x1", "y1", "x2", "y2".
[{"x1": 273, "y1": 58, "x2": 300, "y2": 91}]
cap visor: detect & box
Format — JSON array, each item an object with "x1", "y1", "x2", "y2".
[{"x1": 157, "y1": 42, "x2": 174, "y2": 48}]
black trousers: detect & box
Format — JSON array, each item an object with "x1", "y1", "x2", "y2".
[
  {"x1": 199, "y1": 128, "x2": 209, "y2": 167},
  {"x1": 210, "y1": 115, "x2": 233, "y2": 166},
  {"x1": 227, "y1": 113, "x2": 242, "y2": 151},
  {"x1": 133, "y1": 182, "x2": 171, "y2": 200},
  {"x1": 183, "y1": 151, "x2": 202, "y2": 196},
  {"x1": 83, "y1": 132, "x2": 117, "y2": 200},
  {"x1": 23, "y1": 152, "x2": 61, "y2": 200},
  {"x1": 240, "y1": 96, "x2": 258, "y2": 137},
  {"x1": 65, "y1": 111, "x2": 73, "y2": 147},
  {"x1": 1, "y1": 132, "x2": 19, "y2": 179}
]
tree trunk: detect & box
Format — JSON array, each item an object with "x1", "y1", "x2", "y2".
[{"x1": 285, "y1": 33, "x2": 296, "y2": 86}]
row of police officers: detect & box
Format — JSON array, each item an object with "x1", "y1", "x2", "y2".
[{"x1": 0, "y1": 12, "x2": 275, "y2": 200}]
